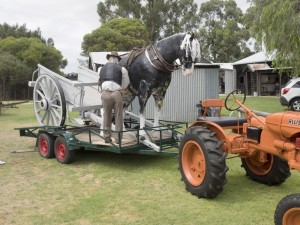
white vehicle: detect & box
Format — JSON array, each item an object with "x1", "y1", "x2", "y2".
[{"x1": 280, "y1": 77, "x2": 300, "y2": 111}]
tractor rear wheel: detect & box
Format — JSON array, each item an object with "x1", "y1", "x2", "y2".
[
  {"x1": 274, "y1": 194, "x2": 300, "y2": 225},
  {"x1": 37, "y1": 133, "x2": 55, "y2": 158},
  {"x1": 241, "y1": 152, "x2": 290, "y2": 185},
  {"x1": 179, "y1": 126, "x2": 228, "y2": 198}
]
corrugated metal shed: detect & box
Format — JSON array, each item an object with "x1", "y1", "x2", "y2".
[
  {"x1": 224, "y1": 69, "x2": 236, "y2": 94},
  {"x1": 130, "y1": 65, "x2": 220, "y2": 122}
]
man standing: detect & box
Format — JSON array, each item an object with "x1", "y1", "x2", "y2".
[{"x1": 99, "y1": 51, "x2": 129, "y2": 144}]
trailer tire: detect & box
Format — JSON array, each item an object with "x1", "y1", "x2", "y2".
[
  {"x1": 274, "y1": 193, "x2": 300, "y2": 225},
  {"x1": 37, "y1": 133, "x2": 55, "y2": 158},
  {"x1": 54, "y1": 136, "x2": 74, "y2": 164},
  {"x1": 241, "y1": 154, "x2": 290, "y2": 185},
  {"x1": 179, "y1": 126, "x2": 228, "y2": 198}
]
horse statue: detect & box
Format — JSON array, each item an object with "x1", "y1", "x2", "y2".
[
  {"x1": 120, "y1": 32, "x2": 200, "y2": 133},
  {"x1": 120, "y1": 33, "x2": 200, "y2": 133}
]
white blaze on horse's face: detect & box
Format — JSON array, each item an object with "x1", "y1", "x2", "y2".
[{"x1": 180, "y1": 33, "x2": 201, "y2": 76}]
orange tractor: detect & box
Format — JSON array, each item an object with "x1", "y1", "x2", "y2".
[{"x1": 178, "y1": 90, "x2": 300, "y2": 225}]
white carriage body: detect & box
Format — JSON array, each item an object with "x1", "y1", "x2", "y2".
[{"x1": 33, "y1": 64, "x2": 102, "y2": 112}]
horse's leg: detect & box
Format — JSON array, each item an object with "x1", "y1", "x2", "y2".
[
  {"x1": 152, "y1": 80, "x2": 170, "y2": 127},
  {"x1": 138, "y1": 80, "x2": 150, "y2": 132},
  {"x1": 153, "y1": 95, "x2": 163, "y2": 127},
  {"x1": 121, "y1": 88, "x2": 136, "y2": 129}
]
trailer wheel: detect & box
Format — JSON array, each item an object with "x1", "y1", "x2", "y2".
[
  {"x1": 37, "y1": 133, "x2": 55, "y2": 158},
  {"x1": 179, "y1": 126, "x2": 228, "y2": 198},
  {"x1": 241, "y1": 152, "x2": 290, "y2": 185},
  {"x1": 54, "y1": 136, "x2": 74, "y2": 164},
  {"x1": 274, "y1": 194, "x2": 300, "y2": 225}
]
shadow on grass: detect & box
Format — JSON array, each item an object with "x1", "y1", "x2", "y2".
[{"x1": 72, "y1": 150, "x2": 178, "y2": 171}]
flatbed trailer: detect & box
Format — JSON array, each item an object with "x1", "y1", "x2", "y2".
[{"x1": 15, "y1": 119, "x2": 187, "y2": 163}]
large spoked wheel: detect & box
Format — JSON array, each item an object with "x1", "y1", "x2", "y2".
[
  {"x1": 225, "y1": 89, "x2": 246, "y2": 111},
  {"x1": 33, "y1": 74, "x2": 66, "y2": 126},
  {"x1": 274, "y1": 194, "x2": 300, "y2": 225},
  {"x1": 37, "y1": 133, "x2": 55, "y2": 158},
  {"x1": 179, "y1": 126, "x2": 228, "y2": 198},
  {"x1": 241, "y1": 152, "x2": 290, "y2": 185},
  {"x1": 54, "y1": 136, "x2": 74, "y2": 164}
]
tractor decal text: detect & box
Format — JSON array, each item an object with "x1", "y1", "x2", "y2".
[{"x1": 288, "y1": 118, "x2": 300, "y2": 125}]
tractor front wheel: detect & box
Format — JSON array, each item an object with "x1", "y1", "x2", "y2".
[
  {"x1": 274, "y1": 194, "x2": 300, "y2": 225},
  {"x1": 179, "y1": 126, "x2": 228, "y2": 198},
  {"x1": 241, "y1": 152, "x2": 290, "y2": 185},
  {"x1": 54, "y1": 136, "x2": 74, "y2": 164}
]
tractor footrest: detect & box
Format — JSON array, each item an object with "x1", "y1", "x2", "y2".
[{"x1": 197, "y1": 116, "x2": 247, "y2": 127}]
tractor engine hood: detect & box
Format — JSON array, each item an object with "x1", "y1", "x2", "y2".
[{"x1": 266, "y1": 111, "x2": 300, "y2": 138}]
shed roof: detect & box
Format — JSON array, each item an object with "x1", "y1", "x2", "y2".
[
  {"x1": 213, "y1": 63, "x2": 233, "y2": 70},
  {"x1": 233, "y1": 51, "x2": 275, "y2": 65}
]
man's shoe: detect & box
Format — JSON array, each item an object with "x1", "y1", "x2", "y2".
[{"x1": 105, "y1": 137, "x2": 112, "y2": 143}]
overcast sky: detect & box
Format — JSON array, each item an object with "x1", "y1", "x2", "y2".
[{"x1": 0, "y1": 0, "x2": 249, "y2": 73}]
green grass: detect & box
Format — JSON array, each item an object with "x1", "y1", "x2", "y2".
[{"x1": 0, "y1": 98, "x2": 299, "y2": 225}]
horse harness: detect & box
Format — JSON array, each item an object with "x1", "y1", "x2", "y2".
[
  {"x1": 125, "y1": 44, "x2": 176, "y2": 74},
  {"x1": 146, "y1": 44, "x2": 176, "y2": 73}
]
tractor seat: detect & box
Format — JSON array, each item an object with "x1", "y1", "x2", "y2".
[{"x1": 197, "y1": 116, "x2": 247, "y2": 127}]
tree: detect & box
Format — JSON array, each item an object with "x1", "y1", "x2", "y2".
[
  {"x1": 0, "y1": 37, "x2": 67, "y2": 73},
  {"x1": 0, "y1": 23, "x2": 44, "y2": 42},
  {"x1": 198, "y1": 0, "x2": 252, "y2": 62},
  {"x1": 97, "y1": 0, "x2": 199, "y2": 42},
  {"x1": 0, "y1": 51, "x2": 31, "y2": 100},
  {"x1": 246, "y1": 0, "x2": 300, "y2": 74},
  {"x1": 82, "y1": 18, "x2": 148, "y2": 55}
]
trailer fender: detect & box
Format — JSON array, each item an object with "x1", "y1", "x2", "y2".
[
  {"x1": 189, "y1": 121, "x2": 231, "y2": 152},
  {"x1": 55, "y1": 131, "x2": 78, "y2": 151}
]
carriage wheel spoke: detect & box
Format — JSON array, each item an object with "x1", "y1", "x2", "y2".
[
  {"x1": 36, "y1": 107, "x2": 44, "y2": 113},
  {"x1": 40, "y1": 79, "x2": 48, "y2": 97},
  {"x1": 51, "y1": 107, "x2": 61, "y2": 121},
  {"x1": 36, "y1": 89, "x2": 45, "y2": 99},
  {"x1": 49, "y1": 80, "x2": 56, "y2": 100},
  {"x1": 46, "y1": 112, "x2": 50, "y2": 124},
  {"x1": 41, "y1": 111, "x2": 47, "y2": 123}
]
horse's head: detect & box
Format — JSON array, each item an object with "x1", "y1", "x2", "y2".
[{"x1": 179, "y1": 32, "x2": 201, "y2": 76}]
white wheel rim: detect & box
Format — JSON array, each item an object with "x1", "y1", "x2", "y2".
[
  {"x1": 293, "y1": 101, "x2": 300, "y2": 111},
  {"x1": 33, "y1": 75, "x2": 64, "y2": 126}
]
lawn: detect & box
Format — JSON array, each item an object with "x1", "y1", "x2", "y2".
[{"x1": 0, "y1": 97, "x2": 299, "y2": 225}]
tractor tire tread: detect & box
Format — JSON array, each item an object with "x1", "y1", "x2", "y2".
[
  {"x1": 179, "y1": 126, "x2": 228, "y2": 199},
  {"x1": 274, "y1": 193, "x2": 300, "y2": 225}
]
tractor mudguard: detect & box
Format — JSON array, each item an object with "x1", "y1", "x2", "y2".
[{"x1": 189, "y1": 121, "x2": 231, "y2": 152}]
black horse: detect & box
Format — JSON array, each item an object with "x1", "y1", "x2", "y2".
[{"x1": 120, "y1": 32, "x2": 200, "y2": 130}]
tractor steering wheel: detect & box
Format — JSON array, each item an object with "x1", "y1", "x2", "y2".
[{"x1": 225, "y1": 90, "x2": 246, "y2": 111}]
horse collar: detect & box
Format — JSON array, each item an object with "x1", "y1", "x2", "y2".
[{"x1": 146, "y1": 44, "x2": 176, "y2": 73}]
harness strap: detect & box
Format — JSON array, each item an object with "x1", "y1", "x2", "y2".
[{"x1": 147, "y1": 44, "x2": 176, "y2": 73}]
